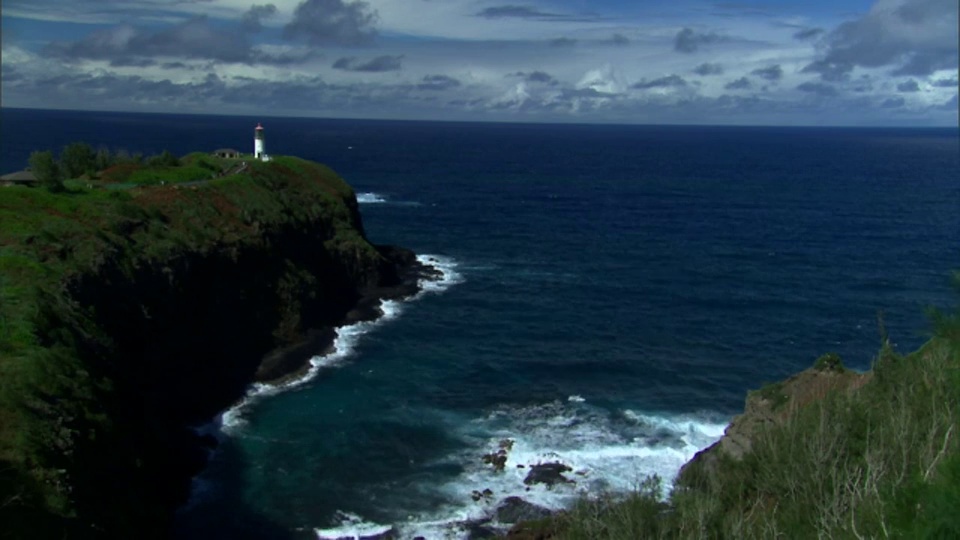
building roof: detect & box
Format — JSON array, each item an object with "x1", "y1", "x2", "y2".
[
  {"x1": 1, "y1": 170, "x2": 38, "y2": 182},
  {"x1": 213, "y1": 148, "x2": 241, "y2": 154},
  {"x1": 255, "y1": 123, "x2": 264, "y2": 130}
]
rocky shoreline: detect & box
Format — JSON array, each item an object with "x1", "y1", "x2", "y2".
[
  {"x1": 254, "y1": 246, "x2": 440, "y2": 385},
  {"x1": 389, "y1": 359, "x2": 867, "y2": 540}
]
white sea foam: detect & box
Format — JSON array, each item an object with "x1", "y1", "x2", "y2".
[
  {"x1": 315, "y1": 511, "x2": 394, "y2": 540},
  {"x1": 219, "y1": 256, "x2": 456, "y2": 436},
  {"x1": 416, "y1": 254, "x2": 463, "y2": 295},
  {"x1": 356, "y1": 192, "x2": 422, "y2": 206},
  {"x1": 356, "y1": 192, "x2": 387, "y2": 204},
  {"x1": 384, "y1": 400, "x2": 728, "y2": 539}
]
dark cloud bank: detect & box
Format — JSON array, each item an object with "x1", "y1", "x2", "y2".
[
  {"x1": 632, "y1": 74, "x2": 687, "y2": 90},
  {"x1": 803, "y1": 0, "x2": 958, "y2": 80},
  {"x1": 693, "y1": 63, "x2": 724, "y2": 76},
  {"x1": 674, "y1": 28, "x2": 727, "y2": 53},
  {"x1": 43, "y1": 0, "x2": 381, "y2": 66},
  {"x1": 333, "y1": 55, "x2": 402, "y2": 72}
]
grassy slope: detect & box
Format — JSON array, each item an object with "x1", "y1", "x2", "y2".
[
  {"x1": 0, "y1": 155, "x2": 376, "y2": 535},
  {"x1": 515, "y1": 304, "x2": 960, "y2": 539}
]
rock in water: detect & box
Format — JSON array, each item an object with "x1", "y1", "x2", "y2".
[
  {"x1": 523, "y1": 462, "x2": 573, "y2": 486},
  {"x1": 495, "y1": 496, "x2": 553, "y2": 523}
]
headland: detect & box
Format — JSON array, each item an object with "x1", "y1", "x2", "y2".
[{"x1": 0, "y1": 151, "x2": 434, "y2": 538}]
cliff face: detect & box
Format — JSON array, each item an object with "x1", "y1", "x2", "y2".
[
  {"x1": 0, "y1": 157, "x2": 421, "y2": 539},
  {"x1": 677, "y1": 357, "x2": 871, "y2": 486}
]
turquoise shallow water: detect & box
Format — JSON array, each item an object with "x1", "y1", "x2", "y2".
[{"x1": 2, "y1": 110, "x2": 958, "y2": 539}]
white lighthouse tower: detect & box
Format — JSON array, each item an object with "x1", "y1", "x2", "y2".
[{"x1": 254, "y1": 123, "x2": 269, "y2": 161}]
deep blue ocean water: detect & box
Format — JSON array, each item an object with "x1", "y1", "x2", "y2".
[{"x1": 2, "y1": 109, "x2": 958, "y2": 538}]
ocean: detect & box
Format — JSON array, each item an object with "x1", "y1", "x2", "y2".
[{"x1": 1, "y1": 109, "x2": 958, "y2": 539}]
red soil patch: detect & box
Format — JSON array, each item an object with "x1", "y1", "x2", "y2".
[{"x1": 100, "y1": 163, "x2": 142, "y2": 184}]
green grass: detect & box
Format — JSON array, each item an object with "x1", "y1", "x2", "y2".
[
  {"x1": 0, "y1": 155, "x2": 382, "y2": 537},
  {"x1": 127, "y1": 164, "x2": 216, "y2": 185},
  {"x1": 749, "y1": 380, "x2": 789, "y2": 411},
  {"x1": 544, "y1": 306, "x2": 960, "y2": 539}
]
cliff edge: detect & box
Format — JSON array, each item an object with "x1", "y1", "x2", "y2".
[
  {"x1": 0, "y1": 156, "x2": 425, "y2": 539},
  {"x1": 506, "y1": 335, "x2": 959, "y2": 539},
  {"x1": 678, "y1": 353, "x2": 871, "y2": 482}
]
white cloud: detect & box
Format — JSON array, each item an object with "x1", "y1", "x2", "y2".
[
  {"x1": 576, "y1": 65, "x2": 625, "y2": 95},
  {"x1": 2, "y1": 0, "x2": 956, "y2": 125}
]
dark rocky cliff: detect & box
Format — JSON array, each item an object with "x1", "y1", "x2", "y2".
[{"x1": 0, "y1": 157, "x2": 424, "y2": 539}]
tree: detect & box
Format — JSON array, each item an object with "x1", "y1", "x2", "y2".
[
  {"x1": 148, "y1": 150, "x2": 180, "y2": 168},
  {"x1": 60, "y1": 142, "x2": 95, "y2": 178},
  {"x1": 94, "y1": 146, "x2": 114, "y2": 172},
  {"x1": 28, "y1": 151, "x2": 64, "y2": 192}
]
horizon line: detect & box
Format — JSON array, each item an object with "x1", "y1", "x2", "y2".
[{"x1": 2, "y1": 105, "x2": 958, "y2": 131}]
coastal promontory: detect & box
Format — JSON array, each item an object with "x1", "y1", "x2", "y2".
[{"x1": 0, "y1": 153, "x2": 424, "y2": 539}]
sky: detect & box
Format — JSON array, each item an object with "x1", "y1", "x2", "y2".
[{"x1": 1, "y1": 0, "x2": 957, "y2": 126}]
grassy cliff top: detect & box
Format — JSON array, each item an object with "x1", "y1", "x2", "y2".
[
  {"x1": 0, "y1": 154, "x2": 378, "y2": 529},
  {"x1": 0, "y1": 155, "x2": 362, "y2": 359},
  {"x1": 511, "y1": 322, "x2": 960, "y2": 539}
]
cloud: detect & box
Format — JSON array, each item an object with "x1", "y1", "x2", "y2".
[
  {"x1": 674, "y1": 28, "x2": 726, "y2": 53},
  {"x1": 751, "y1": 64, "x2": 783, "y2": 81},
  {"x1": 10, "y1": 71, "x2": 236, "y2": 111},
  {"x1": 693, "y1": 63, "x2": 724, "y2": 75},
  {"x1": 710, "y1": 2, "x2": 774, "y2": 17},
  {"x1": 510, "y1": 71, "x2": 557, "y2": 85},
  {"x1": 797, "y1": 81, "x2": 838, "y2": 96},
  {"x1": 881, "y1": 96, "x2": 905, "y2": 107},
  {"x1": 110, "y1": 57, "x2": 157, "y2": 68},
  {"x1": 477, "y1": 6, "x2": 555, "y2": 19},
  {"x1": 44, "y1": 17, "x2": 252, "y2": 63},
  {"x1": 43, "y1": 15, "x2": 323, "y2": 67},
  {"x1": 561, "y1": 87, "x2": 618, "y2": 99},
  {"x1": 609, "y1": 33, "x2": 630, "y2": 46},
  {"x1": 897, "y1": 79, "x2": 920, "y2": 92},
  {"x1": 475, "y1": 5, "x2": 600, "y2": 22},
  {"x1": 5, "y1": 57, "x2": 954, "y2": 125},
  {"x1": 931, "y1": 77, "x2": 958, "y2": 87},
  {"x1": 332, "y1": 55, "x2": 402, "y2": 72},
  {"x1": 793, "y1": 27, "x2": 824, "y2": 40},
  {"x1": 283, "y1": 0, "x2": 378, "y2": 46},
  {"x1": 241, "y1": 4, "x2": 278, "y2": 33},
  {"x1": 417, "y1": 74, "x2": 461, "y2": 91},
  {"x1": 725, "y1": 77, "x2": 751, "y2": 90},
  {"x1": 632, "y1": 74, "x2": 688, "y2": 90},
  {"x1": 549, "y1": 37, "x2": 578, "y2": 47},
  {"x1": 577, "y1": 66, "x2": 625, "y2": 95},
  {"x1": 803, "y1": 0, "x2": 958, "y2": 80},
  {"x1": 800, "y1": 60, "x2": 851, "y2": 82}
]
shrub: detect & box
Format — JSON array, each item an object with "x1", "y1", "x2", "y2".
[
  {"x1": 60, "y1": 142, "x2": 96, "y2": 179},
  {"x1": 812, "y1": 352, "x2": 844, "y2": 372},
  {"x1": 147, "y1": 150, "x2": 180, "y2": 168},
  {"x1": 28, "y1": 151, "x2": 64, "y2": 192}
]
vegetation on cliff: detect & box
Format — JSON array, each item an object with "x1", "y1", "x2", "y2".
[
  {"x1": 0, "y1": 153, "x2": 410, "y2": 538},
  {"x1": 513, "y1": 279, "x2": 960, "y2": 539}
]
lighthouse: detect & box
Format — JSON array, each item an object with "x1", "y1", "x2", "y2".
[{"x1": 254, "y1": 123, "x2": 268, "y2": 161}]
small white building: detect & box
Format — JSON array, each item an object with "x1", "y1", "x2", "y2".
[
  {"x1": 213, "y1": 148, "x2": 241, "y2": 159},
  {"x1": 254, "y1": 123, "x2": 270, "y2": 161}
]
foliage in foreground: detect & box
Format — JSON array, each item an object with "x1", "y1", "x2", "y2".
[{"x1": 545, "y1": 292, "x2": 960, "y2": 539}]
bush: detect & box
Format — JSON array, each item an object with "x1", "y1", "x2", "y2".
[
  {"x1": 28, "y1": 151, "x2": 64, "y2": 192},
  {"x1": 147, "y1": 150, "x2": 180, "y2": 168},
  {"x1": 812, "y1": 352, "x2": 844, "y2": 372},
  {"x1": 60, "y1": 142, "x2": 96, "y2": 179}
]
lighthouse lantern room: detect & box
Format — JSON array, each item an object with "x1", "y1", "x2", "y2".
[{"x1": 254, "y1": 123, "x2": 269, "y2": 161}]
